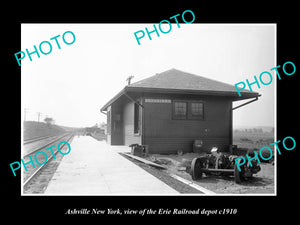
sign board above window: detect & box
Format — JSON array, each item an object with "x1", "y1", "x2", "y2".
[{"x1": 145, "y1": 99, "x2": 171, "y2": 103}]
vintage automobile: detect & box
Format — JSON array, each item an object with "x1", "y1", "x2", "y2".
[{"x1": 190, "y1": 148, "x2": 261, "y2": 184}]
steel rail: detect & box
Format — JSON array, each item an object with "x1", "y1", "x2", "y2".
[
  {"x1": 23, "y1": 133, "x2": 71, "y2": 158},
  {"x1": 23, "y1": 134, "x2": 61, "y2": 145},
  {"x1": 23, "y1": 133, "x2": 74, "y2": 188}
]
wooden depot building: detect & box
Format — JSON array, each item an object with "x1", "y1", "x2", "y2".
[{"x1": 100, "y1": 69, "x2": 260, "y2": 154}]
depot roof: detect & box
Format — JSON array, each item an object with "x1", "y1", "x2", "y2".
[{"x1": 101, "y1": 68, "x2": 260, "y2": 111}]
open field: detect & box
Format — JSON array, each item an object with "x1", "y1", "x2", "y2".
[
  {"x1": 233, "y1": 131, "x2": 274, "y2": 153},
  {"x1": 23, "y1": 121, "x2": 67, "y2": 140}
]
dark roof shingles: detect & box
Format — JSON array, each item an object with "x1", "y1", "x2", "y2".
[
  {"x1": 101, "y1": 68, "x2": 259, "y2": 111},
  {"x1": 129, "y1": 68, "x2": 252, "y2": 94}
]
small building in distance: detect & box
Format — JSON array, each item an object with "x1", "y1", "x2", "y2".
[
  {"x1": 85, "y1": 126, "x2": 105, "y2": 135},
  {"x1": 100, "y1": 68, "x2": 260, "y2": 154}
]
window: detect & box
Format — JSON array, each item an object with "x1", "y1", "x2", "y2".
[
  {"x1": 190, "y1": 102, "x2": 204, "y2": 119},
  {"x1": 134, "y1": 102, "x2": 140, "y2": 134},
  {"x1": 173, "y1": 101, "x2": 187, "y2": 119},
  {"x1": 172, "y1": 100, "x2": 204, "y2": 120}
]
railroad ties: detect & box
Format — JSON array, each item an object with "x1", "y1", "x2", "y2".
[{"x1": 22, "y1": 133, "x2": 75, "y2": 194}]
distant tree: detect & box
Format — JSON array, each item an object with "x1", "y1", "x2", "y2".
[
  {"x1": 44, "y1": 117, "x2": 54, "y2": 126},
  {"x1": 100, "y1": 122, "x2": 106, "y2": 129}
]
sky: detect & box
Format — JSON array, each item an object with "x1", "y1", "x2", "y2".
[{"x1": 21, "y1": 23, "x2": 276, "y2": 128}]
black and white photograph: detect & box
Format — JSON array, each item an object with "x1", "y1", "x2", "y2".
[
  {"x1": 5, "y1": 5, "x2": 298, "y2": 220},
  {"x1": 20, "y1": 23, "x2": 276, "y2": 195}
]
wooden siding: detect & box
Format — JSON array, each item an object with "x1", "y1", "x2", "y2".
[
  {"x1": 145, "y1": 137, "x2": 230, "y2": 154},
  {"x1": 143, "y1": 95, "x2": 232, "y2": 154},
  {"x1": 106, "y1": 106, "x2": 112, "y2": 144},
  {"x1": 108, "y1": 103, "x2": 123, "y2": 145},
  {"x1": 123, "y1": 100, "x2": 142, "y2": 146},
  {"x1": 107, "y1": 134, "x2": 111, "y2": 145}
]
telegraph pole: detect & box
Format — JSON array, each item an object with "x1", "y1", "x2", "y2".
[{"x1": 37, "y1": 112, "x2": 42, "y2": 123}]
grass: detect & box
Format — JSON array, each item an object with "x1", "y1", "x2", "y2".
[
  {"x1": 23, "y1": 121, "x2": 67, "y2": 140},
  {"x1": 233, "y1": 132, "x2": 275, "y2": 154}
]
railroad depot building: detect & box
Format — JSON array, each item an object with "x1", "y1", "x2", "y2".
[{"x1": 100, "y1": 69, "x2": 259, "y2": 154}]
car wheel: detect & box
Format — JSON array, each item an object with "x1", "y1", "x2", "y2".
[
  {"x1": 191, "y1": 158, "x2": 203, "y2": 180},
  {"x1": 234, "y1": 159, "x2": 244, "y2": 184}
]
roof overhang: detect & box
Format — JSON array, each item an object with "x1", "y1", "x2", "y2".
[
  {"x1": 100, "y1": 88, "x2": 126, "y2": 112},
  {"x1": 100, "y1": 86, "x2": 260, "y2": 112},
  {"x1": 125, "y1": 86, "x2": 260, "y2": 100}
]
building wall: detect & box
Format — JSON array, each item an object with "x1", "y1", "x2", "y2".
[
  {"x1": 143, "y1": 95, "x2": 232, "y2": 154},
  {"x1": 107, "y1": 134, "x2": 112, "y2": 145},
  {"x1": 107, "y1": 103, "x2": 123, "y2": 145},
  {"x1": 106, "y1": 106, "x2": 112, "y2": 145},
  {"x1": 123, "y1": 100, "x2": 142, "y2": 146}
]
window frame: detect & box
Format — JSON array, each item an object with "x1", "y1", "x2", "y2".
[
  {"x1": 189, "y1": 101, "x2": 204, "y2": 120},
  {"x1": 172, "y1": 100, "x2": 188, "y2": 120},
  {"x1": 172, "y1": 100, "x2": 205, "y2": 121}
]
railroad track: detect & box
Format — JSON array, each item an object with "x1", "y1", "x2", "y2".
[
  {"x1": 23, "y1": 133, "x2": 71, "y2": 158},
  {"x1": 22, "y1": 133, "x2": 75, "y2": 191},
  {"x1": 23, "y1": 135, "x2": 59, "y2": 145}
]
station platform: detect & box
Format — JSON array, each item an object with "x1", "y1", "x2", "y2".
[{"x1": 45, "y1": 136, "x2": 178, "y2": 195}]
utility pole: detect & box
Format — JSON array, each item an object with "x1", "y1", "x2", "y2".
[
  {"x1": 37, "y1": 112, "x2": 42, "y2": 123},
  {"x1": 126, "y1": 75, "x2": 134, "y2": 85}
]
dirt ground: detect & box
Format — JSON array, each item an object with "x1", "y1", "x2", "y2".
[
  {"x1": 121, "y1": 154, "x2": 203, "y2": 194},
  {"x1": 145, "y1": 153, "x2": 275, "y2": 194}
]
